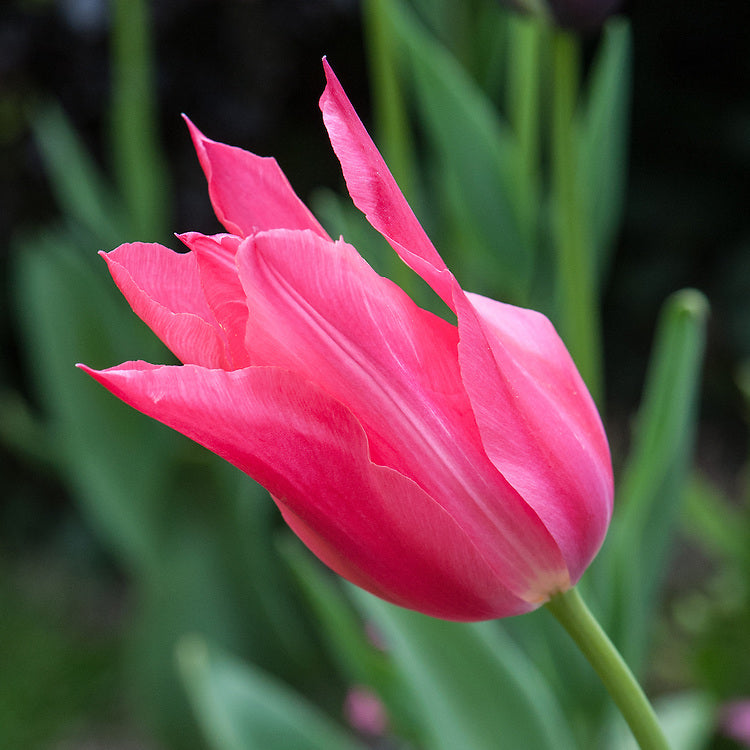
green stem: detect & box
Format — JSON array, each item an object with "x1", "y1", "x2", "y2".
[
  {"x1": 545, "y1": 587, "x2": 670, "y2": 750},
  {"x1": 550, "y1": 29, "x2": 602, "y2": 404}
]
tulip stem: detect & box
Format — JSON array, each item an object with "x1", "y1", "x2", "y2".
[
  {"x1": 545, "y1": 587, "x2": 670, "y2": 750},
  {"x1": 550, "y1": 30, "x2": 603, "y2": 405}
]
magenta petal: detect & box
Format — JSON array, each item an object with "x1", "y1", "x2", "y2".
[
  {"x1": 454, "y1": 288, "x2": 614, "y2": 582},
  {"x1": 103, "y1": 243, "x2": 228, "y2": 368},
  {"x1": 185, "y1": 116, "x2": 330, "y2": 240},
  {"x1": 237, "y1": 228, "x2": 570, "y2": 601},
  {"x1": 319, "y1": 60, "x2": 455, "y2": 309},
  {"x1": 77, "y1": 361, "x2": 535, "y2": 620},
  {"x1": 236, "y1": 229, "x2": 463, "y2": 477}
]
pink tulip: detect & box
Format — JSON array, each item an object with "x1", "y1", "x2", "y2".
[{"x1": 79, "y1": 60, "x2": 613, "y2": 621}]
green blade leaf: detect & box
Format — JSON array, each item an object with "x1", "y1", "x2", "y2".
[
  {"x1": 12, "y1": 231, "x2": 172, "y2": 571},
  {"x1": 594, "y1": 289, "x2": 709, "y2": 665},
  {"x1": 279, "y1": 537, "x2": 388, "y2": 688},
  {"x1": 279, "y1": 538, "x2": 421, "y2": 744},
  {"x1": 683, "y1": 474, "x2": 748, "y2": 565},
  {"x1": 30, "y1": 103, "x2": 127, "y2": 248},
  {"x1": 577, "y1": 19, "x2": 632, "y2": 285},
  {"x1": 177, "y1": 637, "x2": 365, "y2": 750},
  {"x1": 110, "y1": 0, "x2": 170, "y2": 239},
  {"x1": 384, "y1": 0, "x2": 535, "y2": 303},
  {"x1": 349, "y1": 587, "x2": 576, "y2": 750}
]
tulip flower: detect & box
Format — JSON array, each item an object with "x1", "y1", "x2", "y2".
[{"x1": 79, "y1": 59, "x2": 612, "y2": 622}]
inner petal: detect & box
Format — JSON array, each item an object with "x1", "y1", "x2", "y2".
[{"x1": 178, "y1": 232, "x2": 251, "y2": 369}]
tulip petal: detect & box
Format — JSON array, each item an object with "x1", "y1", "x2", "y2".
[
  {"x1": 185, "y1": 116, "x2": 330, "y2": 240},
  {"x1": 77, "y1": 360, "x2": 536, "y2": 620},
  {"x1": 453, "y1": 289, "x2": 614, "y2": 582},
  {"x1": 319, "y1": 60, "x2": 455, "y2": 309},
  {"x1": 237, "y1": 228, "x2": 570, "y2": 601},
  {"x1": 103, "y1": 243, "x2": 228, "y2": 368},
  {"x1": 177, "y1": 232, "x2": 252, "y2": 369},
  {"x1": 319, "y1": 61, "x2": 610, "y2": 584}
]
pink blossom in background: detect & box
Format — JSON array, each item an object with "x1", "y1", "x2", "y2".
[
  {"x1": 79, "y1": 59, "x2": 613, "y2": 621},
  {"x1": 721, "y1": 700, "x2": 750, "y2": 746},
  {"x1": 344, "y1": 686, "x2": 388, "y2": 736}
]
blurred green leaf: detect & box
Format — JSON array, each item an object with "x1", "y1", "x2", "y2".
[
  {"x1": 110, "y1": 0, "x2": 170, "y2": 240},
  {"x1": 549, "y1": 29, "x2": 604, "y2": 403},
  {"x1": 30, "y1": 103, "x2": 127, "y2": 249},
  {"x1": 227, "y1": 477, "x2": 324, "y2": 673},
  {"x1": 384, "y1": 0, "x2": 535, "y2": 303},
  {"x1": 501, "y1": 603, "x2": 609, "y2": 742},
  {"x1": 577, "y1": 19, "x2": 632, "y2": 285},
  {"x1": 177, "y1": 637, "x2": 365, "y2": 750},
  {"x1": 125, "y1": 489, "x2": 316, "y2": 750},
  {"x1": 469, "y1": 1, "x2": 510, "y2": 95},
  {"x1": 407, "y1": 0, "x2": 465, "y2": 52},
  {"x1": 279, "y1": 538, "x2": 388, "y2": 688},
  {"x1": 13, "y1": 231, "x2": 172, "y2": 572},
  {"x1": 349, "y1": 587, "x2": 577, "y2": 750},
  {"x1": 595, "y1": 289, "x2": 709, "y2": 665},
  {"x1": 406, "y1": 0, "x2": 509, "y2": 89},
  {"x1": 684, "y1": 474, "x2": 748, "y2": 565},
  {"x1": 279, "y1": 538, "x2": 422, "y2": 744},
  {"x1": 0, "y1": 571, "x2": 118, "y2": 749},
  {"x1": 0, "y1": 387, "x2": 55, "y2": 468},
  {"x1": 505, "y1": 14, "x2": 544, "y2": 258}
]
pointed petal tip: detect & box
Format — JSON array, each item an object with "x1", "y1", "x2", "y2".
[
  {"x1": 320, "y1": 57, "x2": 341, "y2": 106},
  {"x1": 182, "y1": 115, "x2": 212, "y2": 170},
  {"x1": 76, "y1": 362, "x2": 105, "y2": 380},
  {"x1": 183, "y1": 116, "x2": 203, "y2": 144},
  {"x1": 181, "y1": 113, "x2": 199, "y2": 134}
]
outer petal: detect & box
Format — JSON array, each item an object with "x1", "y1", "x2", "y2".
[
  {"x1": 453, "y1": 289, "x2": 613, "y2": 582},
  {"x1": 185, "y1": 116, "x2": 330, "y2": 240},
  {"x1": 77, "y1": 361, "x2": 535, "y2": 620},
  {"x1": 103, "y1": 242, "x2": 228, "y2": 368},
  {"x1": 319, "y1": 60, "x2": 612, "y2": 580},
  {"x1": 237, "y1": 228, "x2": 570, "y2": 602},
  {"x1": 177, "y1": 232, "x2": 251, "y2": 369},
  {"x1": 319, "y1": 59, "x2": 455, "y2": 309}
]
